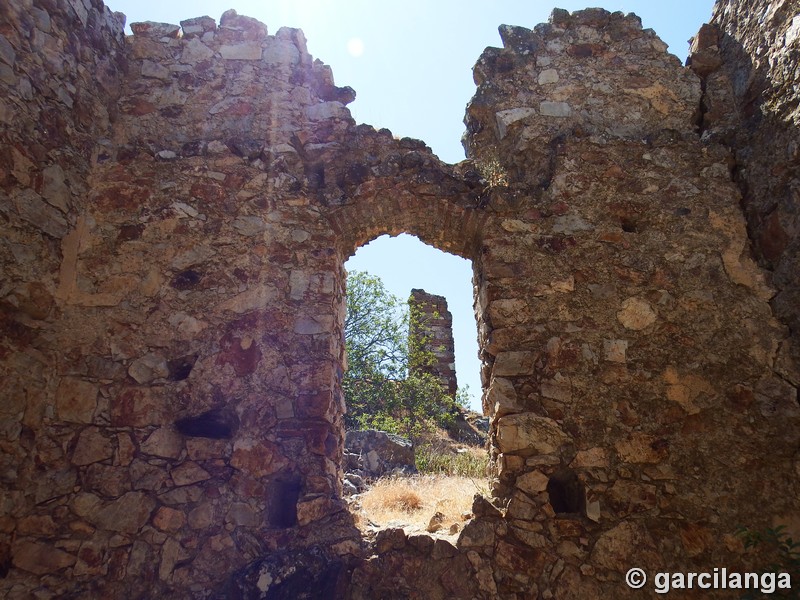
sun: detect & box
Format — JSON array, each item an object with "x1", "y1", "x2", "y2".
[{"x1": 346, "y1": 37, "x2": 365, "y2": 58}]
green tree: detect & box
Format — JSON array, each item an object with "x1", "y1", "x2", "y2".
[{"x1": 343, "y1": 270, "x2": 459, "y2": 438}]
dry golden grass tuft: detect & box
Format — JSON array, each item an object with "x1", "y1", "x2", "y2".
[
  {"x1": 355, "y1": 475, "x2": 486, "y2": 534},
  {"x1": 374, "y1": 487, "x2": 423, "y2": 513}
]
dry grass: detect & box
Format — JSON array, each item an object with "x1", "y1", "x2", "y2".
[
  {"x1": 416, "y1": 442, "x2": 488, "y2": 478},
  {"x1": 374, "y1": 487, "x2": 424, "y2": 513},
  {"x1": 354, "y1": 475, "x2": 487, "y2": 534}
]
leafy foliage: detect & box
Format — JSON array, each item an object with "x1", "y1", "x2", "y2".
[
  {"x1": 343, "y1": 270, "x2": 460, "y2": 438},
  {"x1": 455, "y1": 384, "x2": 473, "y2": 410},
  {"x1": 736, "y1": 525, "x2": 800, "y2": 598}
]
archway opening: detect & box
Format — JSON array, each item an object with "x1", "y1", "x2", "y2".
[{"x1": 340, "y1": 233, "x2": 489, "y2": 538}]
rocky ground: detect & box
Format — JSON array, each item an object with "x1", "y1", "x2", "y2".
[
  {"x1": 350, "y1": 474, "x2": 484, "y2": 542},
  {"x1": 342, "y1": 409, "x2": 490, "y2": 542}
]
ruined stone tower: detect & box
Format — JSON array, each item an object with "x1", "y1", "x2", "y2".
[
  {"x1": 408, "y1": 289, "x2": 458, "y2": 398},
  {"x1": 0, "y1": 1, "x2": 798, "y2": 598}
]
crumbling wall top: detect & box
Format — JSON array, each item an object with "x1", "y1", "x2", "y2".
[
  {"x1": 464, "y1": 8, "x2": 701, "y2": 190},
  {"x1": 117, "y1": 9, "x2": 355, "y2": 155}
]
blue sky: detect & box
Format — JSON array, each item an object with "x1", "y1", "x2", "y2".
[{"x1": 109, "y1": 0, "x2": 716, "y2": 410}]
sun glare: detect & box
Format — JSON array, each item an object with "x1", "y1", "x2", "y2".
[{"x1": 346, "y1": 37, "x2": 365, "y2": 57}]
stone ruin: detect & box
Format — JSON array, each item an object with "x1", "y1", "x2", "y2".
[
  {"x1": 408, "y1": 289, "x2": 487, "y2": 445},
  {"x1": 1, "y1": 0, "x2": 799, "y2": 597},
  {"x1": 409, "y1": 289, "x2": 458, "y2": 399}
]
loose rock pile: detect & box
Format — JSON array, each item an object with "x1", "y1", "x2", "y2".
[{"x1": 343, "y1": 429, "x2": 416, "y2": 493}]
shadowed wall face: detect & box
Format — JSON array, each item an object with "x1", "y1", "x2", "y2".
[
  {"x1": 0, "y1": 2, "x2": 798, "y2": 599},
  {"x1": 689, "y1": 0, "x2": 800, "y2": 388}
]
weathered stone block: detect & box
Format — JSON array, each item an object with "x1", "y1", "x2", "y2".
[
  {"x1": 492, "y1": 351, "x2": 535, "y2": 376},
  {"x1": 71, "y1": 427, "x2": 114, "y2": 466},
  {"x1": 159, "y1": 538, "x2": 188, "y2": 581},
  {"x1": 17, "y1": 515, "x2": 58, "y2": 536},
  {"x1": 170, "y1": 461, "x2": 211, "y2": 486},
  {"x1": 41, "y1": 164, "x2": 70, "y2": 212},
  {"x1": 607, "y1": 479, "x2": 657, "y2": 516},
  {"x1": 180, "y1": 16, "x2": 216, "y2": 38},
  {"x1": 131, "y1": 22, "x2": 181, "y2": 38},
  {"x1": 220, "y1": 43, "x2": 262, "y2": 60},
  {"x1": 495, "y1": 107, "x2": 537, "y2": 139},
  {"x1": 516, "y1": 470, "x2": 549, "y2": 494},
  {"x1": 216, "y1": 332, "x2": 262, "y2": 376},
  {"x1": 617, "y1": 297, "x2": 656, "y2": 330},
  {"x1": 539, "y1": 101, "x2": 571, "y2": 117},
  {"x1": 305, "y1": 101, "x2": 349, "y2": 121},
  {"x1": 496, "y1": 414, "x2": 569, "y2": 454},
  {"x1": 56, "y1": 377, "x2": 98, "y2": 423},
  {"x1": 615, "y1": 432, "x2": 666, "y2": 464},
  {"x1": 602, "y1": 339, "x2": 628, "y2": 363},
  {"x1": 457, "y1": 518, "x2": 496, "y2": 547},
  {"x1": 226, "y1": 502, "x2": 260, "y2": 527},
  {"x1": 111, "y1": 388, "x2": 169, "y2": 427},
  {"x1": 538, "y1": 68, "x2": 559, "y2": 84},
  {"x1": 12, "y1": 540, "x2": 76, "y2": 575},
  {"x1": 188, "y1": 502, "x2": 216, "y2": 529},
  {"x1": 84, "y1": 463, "x2": 130, "y2": 497},
  {"x1": 540, "y1": 374, "x2": 572, "y2": 401},
  {"x1": 91, "y1": 492, "x2": 156, "y2": 534},
  {"x1": 262, "y1": 39, "x2": 301, "y2": 65},
  {"x1": 35, "y1": 469, "x2": 76, "y2": 504},
  {"x1": 153, "y1": 506, "x2": 187, "y2": 532},
  {"x1": 12, "y1": 188, "x2": 67, "y2": 237},
  {"x1": 570, "y1": 447, "x2": 608, "y2": 468},
  {"x1": 128, "y1": 352, "x2": 169, "y2": 384},
  {"x1": 0, "y1": 34, "x2": 16, "y2": 66},
  {"x1": 141, "y1": 59, "x2": 171, "y2": 80},
  {"x1": 488, "y1": 376, "x2": 521, "y2": 417},
  {"x1": 141, "y1": 427, "x2": 184, "y2": 459},
  {"x1": 180, "y1": 38, "x2": 215, "y2": 63},
  {"x1": 231, "y1": 438, "x2": 287, "y2": 478},
  {"x1": 591, "y1": 521, "x2": 659, "y2": 571},
  {"x1": 296, "y1": 495, "x2": 336, "y2": 527}
]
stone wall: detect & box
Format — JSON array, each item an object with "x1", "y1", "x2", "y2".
[
  {"x1": 0, "y1": 1, "x2": 798, "y2": 599},
  {"x1": 408, "y1": 289, "x2": 458, "y2": 398},
  {"x1": 689, "y1": 0, "x2": 800, "y2": 387}
]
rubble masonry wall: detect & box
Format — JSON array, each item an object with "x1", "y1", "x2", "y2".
[{"x1": 0, "y1": 2, "x2": 798, "y2": 598}]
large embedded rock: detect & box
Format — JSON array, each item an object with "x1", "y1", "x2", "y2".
[
  {"x1": 344, "y1": 429, "x2": 415, "y2": 476},
  {"x1": 12, "y1": 541, "x2": 76, "y2": 575},
  {"x1": 495, "y1": 414, "x2": 569, "y2": 455}
]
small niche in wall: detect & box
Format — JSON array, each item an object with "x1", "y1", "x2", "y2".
[
  {"x1": 174, "y1": 407, "x2": 239, "y2": 439},
  {"x1": 268, "y1": 473, "x2": 302, "y2": 528},
  {"x1": 167, "y1": 354, "x2": 198, "y2": 381},
  {"x1": 620, "y1": 216, "x2": 639, "y2": 233},
  {"x1": 546, "y1": 468, "x2": 585, "y2": 515}
]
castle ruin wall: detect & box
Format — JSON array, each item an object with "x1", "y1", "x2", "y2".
[{"x1": 0, "y1": 2, "x2": 798, "y2": 598}]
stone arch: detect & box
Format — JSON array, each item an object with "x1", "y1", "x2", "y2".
[
  {"x1": 326, "y1": 179, "x2": 492, "y2": 457},
  {"x1": 339, "y1": 227, "x2": 484, "y2": 413},
  {"x1": 317, "y1": 130, "x2": 487, "y2": 262},
  {"x1": 314, "y1": 135, "x2": 493, "y2": 478},
  {"x1": 330, "y1": 190, "x2": 486, "y2": 262}
]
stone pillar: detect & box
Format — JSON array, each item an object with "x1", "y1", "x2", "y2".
[{"x1": 408, "y1": 289, "x2": 458, "y2": 398}]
